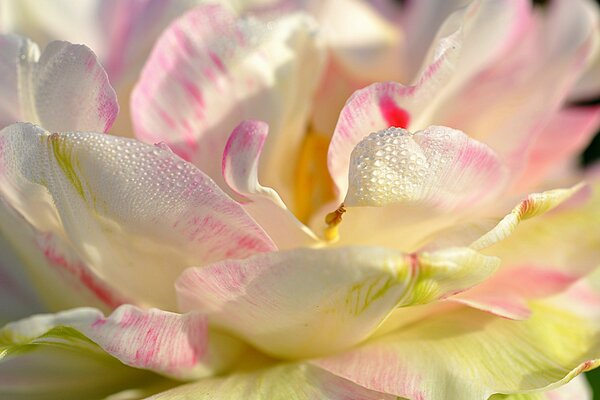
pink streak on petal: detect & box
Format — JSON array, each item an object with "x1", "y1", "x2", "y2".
[{"x1": 37, "y1": 232, "x2": 128, "y2": 309}]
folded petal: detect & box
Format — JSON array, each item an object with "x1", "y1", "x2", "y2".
[
  {"x1": 0, "y1": 34, "x2": 118, "y2": 132},
  {"x1": 315, "y1": 299, "x2": 600, "y2": 400},
  {"x1": 132, "y1": 4, "x2": 325, "y2": 200},
  {"x1": 396, "y1": 0, "x2": 528, "y2": 82},
  {"x1": 148, "y1": 362, "x2": 398, "y2": 400},
  {"x1": 470, "y1": 184, "x2": 585, "y2": 250},
  {"x1": 177, "y1": 245, "x2": 498, "y2": 358},
  {"x1": 0, "y1": 123, "x2": 275, "y2": 310},
  {"x1": 222, "y1": 120, "x2": 319, "y2": 248},
  {"x1": 422, "y1": 183, "x2": 596, "y2": 319},
  {"x1": 344, "y1": 126, "x2": 507, "y2": 209}
]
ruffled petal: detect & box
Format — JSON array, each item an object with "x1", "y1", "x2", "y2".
[
  {"x1": 1, "y1": 305, "x2": 245, "y2": 387},
  {"x1": 177, "y1": 245, "x2": 498, "y2": 358},
  {"x1": 0, "y1": 34, "x2": 118, "y2": 132},
  {"x1": 0, "y1": 123, "x2": 275, "y2": 310},
  {"x1": 0, "y1": 309, "x2": 158, "y2": 399}
]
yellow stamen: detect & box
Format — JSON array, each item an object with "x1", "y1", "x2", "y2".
[{"x1": 324, "y1": 203, "x2": 346, "y2": 242}]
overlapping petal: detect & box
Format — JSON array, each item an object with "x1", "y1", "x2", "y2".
[
  {"x1": 177, "y1": 245, "x2": 498, "y2": 359},
  {"x1": 0, "y1": 123, "x2": 275, "y2": 310},
  {"x1": 426, "y1": 184, "x2": 595, "y2": 319},
  {"x1": 222, "y1": 120, "x2": 319, "y2": 248},
  {"x1": 315, "y1": 299, "x2": 600, "y2": 400},
  {"x1": 132, "y1": 3, "x2": 325, "y2": 201},
  {"x1": 0, "y1": 34, "x2": 118, "y2": 132}
]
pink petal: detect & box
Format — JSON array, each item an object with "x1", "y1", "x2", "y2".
[
  {"x1": 514, "y1": 106, "x2": 600, "y2": 191},
  {"x1": 451, "y1": 266, "x2": 579, "y2": 320}
]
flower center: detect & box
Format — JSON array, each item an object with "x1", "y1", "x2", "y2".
[{"x1": 292, "y1": 126, "x2": 336, "y2": 224}]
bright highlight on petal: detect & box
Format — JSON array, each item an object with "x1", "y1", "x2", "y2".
[{"x1": 177, "y1": 245, "x2": 498, "y2": 359}]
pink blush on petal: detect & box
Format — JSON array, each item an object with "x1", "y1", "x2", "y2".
[{"x1": 379, "y1": 95, "x2": 410, "y2": 129}]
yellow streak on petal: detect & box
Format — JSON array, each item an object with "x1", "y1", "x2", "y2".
[{"x1": 293, "y1": 127, "x2": 335, "y2": 223}]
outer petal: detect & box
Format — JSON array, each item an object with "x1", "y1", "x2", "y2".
[
  {"x1": 344, "y1": 126, "x2": 507, "y2": 209},
  {"x1": 0, "y1": 34, "x2": 118, "y2": 132},
  {"x1": 0, "y1": 123, "x2": 275, "y2": 310},
  {"x1": 315, "y1": 300, "x2": 600, "y2": 400},
  {"x1": 222, "y1": 120, "x2": 319, "y2": 248},
  {"x1": 176, "y1": 245, "x2": 498, "y2": 359},
  {"x1": 132, "y1": 4, "x2": 325, "y2": 201},
  {"x1": 0, "y1": 305, "x2": 236, "y2": 380},
  {"x1": 147, "y1": 363, "x2": 398, "y2": 400},
  {"x1": 0, "y1": 310, "x2": 158, "y2": 400}
]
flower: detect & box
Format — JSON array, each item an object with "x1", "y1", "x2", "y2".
[{"x1": 1, "y1": 0, "x2": 600, "y2": 399}]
